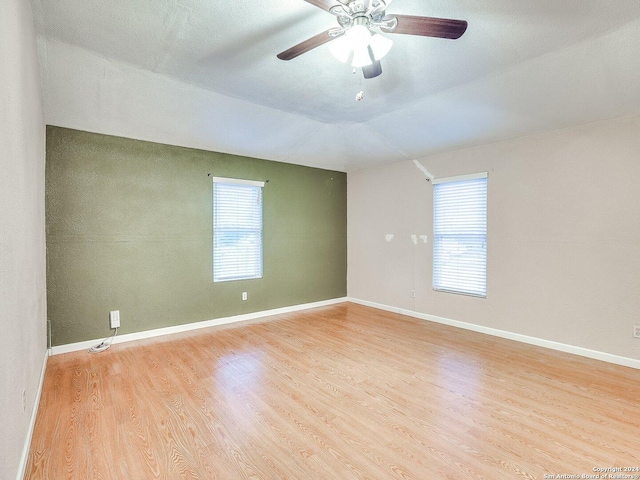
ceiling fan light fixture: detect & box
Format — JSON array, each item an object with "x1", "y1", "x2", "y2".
[
  {"x1": 351, "y1": 44, "x2": 373, "y2": 67},
  {"x1": 369, "y1": 33, "x2": 393, "y2": 61},
  {"x1": 350, "y1": 31, "x2": 391, "y2": 67},
  {"x1": 329, "y1": 23, "x2": 392, "y2": 68},
  {"x1": 329, "y1": 24, "x2": 375, "y2": 66},
  {"x1": 348, "y1": 24, "x2": 372, "y2": 47},
  {"x1": 328, "y1": 35, "x2": 352, "y2": 63}
]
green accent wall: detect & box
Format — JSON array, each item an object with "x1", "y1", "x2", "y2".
[{"x1": 46, "y1": 127, "x2": 347, "y2": 346}]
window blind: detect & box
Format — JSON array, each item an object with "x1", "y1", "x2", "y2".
[
  {"x1": 213, "y1": 179, "x2": 264, "y2": 282},
  {"x1": 433, "y1": 174, "x2": 487, "y2": 297}
]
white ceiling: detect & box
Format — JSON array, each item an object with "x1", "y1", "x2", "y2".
[{"x1": 32, "y1": 0, "x2": 640, "y2": 171}]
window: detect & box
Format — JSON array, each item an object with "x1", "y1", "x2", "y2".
[
  {"x1": 212, "y1": 177, "x2": 264, "y2": 282},
  {"x1": 433, "y1": 173, "x2": 487, "y2": 297}
]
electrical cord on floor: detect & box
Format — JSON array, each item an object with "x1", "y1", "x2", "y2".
[{"x1": 88, "y1": 327, "x2": 118, "y2": 353}]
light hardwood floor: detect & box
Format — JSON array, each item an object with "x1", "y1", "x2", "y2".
[{"x1": 26, "y1": 303, "x2": 640, "y2": 479}]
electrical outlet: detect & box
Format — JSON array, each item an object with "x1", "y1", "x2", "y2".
[
  {"x1": 110, "y1": 310, "x2": 120, "y2": 329},
  {"x1": 410, "y1": 290, "x2": 416, "y2": 298},
  {"x1": 242, "y1": 292, "x2": 248, "y2": 301},
  {"x1": 21, "y1": 390, "x2": 26, "y2": 413},
  {"x1": 634, "y1": 325, "x2": 640, "y2": 339}
]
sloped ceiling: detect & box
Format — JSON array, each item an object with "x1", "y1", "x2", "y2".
[{"x1": 32, "y1": 0, "x2": 640, "y2": 171}]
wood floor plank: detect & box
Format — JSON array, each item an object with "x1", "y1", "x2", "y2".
[{"x1": 25, "y1": 303, "x2": 640, "y2": 479}]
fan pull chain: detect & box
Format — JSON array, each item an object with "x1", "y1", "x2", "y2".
[{"x1": 355, "y1": 67, "x2": 365, "y2": 102}]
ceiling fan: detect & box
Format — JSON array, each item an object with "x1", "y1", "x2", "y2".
[{"x1": 277, "y1": 0, "x2": 468, "y2": 79}]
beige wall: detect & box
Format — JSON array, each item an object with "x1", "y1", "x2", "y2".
[
  {"x1": 348, "y1": 114, "x2": 640, "y2": 361},
  {"x1": 0, "y1": 0, "x2": 47, "y2": 478}
]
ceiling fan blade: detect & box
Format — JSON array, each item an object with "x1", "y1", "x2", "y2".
[
  {"x1": 304, "y1": 0, "x2": 340, "y2": 12},
  {"x1": 388, "y1": 15, "x2": 467, "y2": 39},
  {"x1": 277, "y1": 29, "x2": 335, "y2": 60},
  {"x1": 362, "y1": 60, "x2": 382, "y2": 79}
]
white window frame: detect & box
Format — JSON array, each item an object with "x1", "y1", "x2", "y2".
[
  {"x1": 212, "y1": 177, "x2": 265, "y2": 283},
  {"x1": 433, "y1": 172, "x2": 487, "y2": 297}
]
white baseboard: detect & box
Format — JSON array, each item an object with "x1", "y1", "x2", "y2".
[
  {"x1": 50, "y1": 297, "x2": 348, "y2": 355},
  {"x1": 16, "y1": 349, "x2": 48, "y2": 480},
  {"x1": 348, "y1": 297, "x2": 640, "y2": 370}
]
